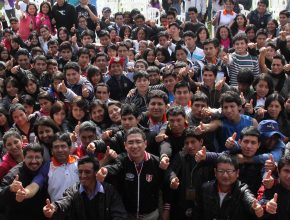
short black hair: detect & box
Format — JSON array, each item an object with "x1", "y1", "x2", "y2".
[
  {"x1": 216, "y1": 154, "x2": 239, "y2": 170},
  {"x1": 203, "y1": 64, "x2": 218, "y2": 77},
  {"x1": 219, "y1": 91, "x2": 242, "y2": 106},
  {"x1": 23, "y1": 143, "x2": 44, "y2": 157},
  {"x1": 51, "y1": 132, "x2": 72, "y2": 147},
  {"x1": 191, "y1": 92, "x2": 209, "y2": 105},
  {"x1": 133, "y1": 70, "x2": 149, "y2": 83},
  {"x1": 121, "y1": 104, "x2": 139, "y2": 118},
  {"x1": 240, "y1": 126, "x2": 261, "y2": 142},
  {"x1": 166, "y1": 105, "x2": 186, "y2": 118},
  {"x1": 63, "y1": 62, "x2": 80, "y2": 74},
  {"x1": 237, "y1": 69, "x2": 254, "y2": 85},
  {"x1": 278, "y1": 154, "x2": 290, "y2": 172},
  {"x1": 78, "y1": 155, "x2": 100, "y2": 171},
  {"x1": 174, "y1": 81, "x2": 190, "y2": 93},
  {"x1": 184, "y1": 127, "x2": 203, "y2": 141},
  {"x1": 147, "y1": 90, "x2": 169, "y2": 104},
  {"x1": 232, "y1": 33, "x2": 248, "y2": 44},
  {"x1": 124, "y1": 127, "x2": 146, "y2": 141}
]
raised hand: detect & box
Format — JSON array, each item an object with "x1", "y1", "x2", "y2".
[
  {"x1": 215, "y1": 77, "x2": 226, "y2": 91},
  {"x1": 265, "y1": 154, "x2": 276, "y2": 172},
  {"x1": 96, "y1": 167, "x2": 108, "y2": 182},
  {"x1": 15, "y1": 186, "x2": 27, "y2": 202},
  {"x1": 252, "y1": 199, "x2": 264, "y2": 218},
  {"x1": 159, "y1": 155, "x2": 170, "y2": 170},
  {"x1": 57, "y1": 80, "x2": 67, "y2": 93},
  {"x1": 263, "y1": 170, "x2": 274, "y2": 189},
  {"x1": 225, "y1": 132, "x2": 237, "y2": 149},
  {"x1": 266, "y1": 193, "x2": 278, "y2": 214},
  {"x1": 195, "y1": 146, "x2": 206, "y2": 162},
  {"x1": 244, "y1": 99, "x2": 254, "y2": 114},
  {"x1": 10, "y1": 175, "x2": 23, "y2": 192},
  {"x1": 194, "y1": 122, "x2": 206, "y2": 135},
  {"x1": 82, "y1": 84, "x2": 90, "y2": 98},
  {"x1": 86, "y1": 142, "x2": 96, "y2": 154},
  {"x1": 43, "y1": 198, "x2": 56, "y2": 218}
]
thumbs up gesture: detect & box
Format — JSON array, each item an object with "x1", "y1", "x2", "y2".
[
  {"x1": 195, "y1": 146, "x2": 207, "y2": 162},
  {"x1": 244, "y1": 99, "x2": 254, "y2": 114},
  {"x1": 86, "y1": 142, "x2": 96, "y2": 154},
  {"x1": 159, "y1": 155, "x2": 170, "y2": 170},
  {"x1": 265, "y1": 154, "x2": 277, "y2": 172},
  {"x1": 215, "y1": 77, "x2": 226, "y2": 91},
  {"x1": 96, "y1": 167, "x2": 108, "y2": 182},
  {"x1": 194, "y1": 122, "x2": 207, "y2": 135},
  {"x1": 252, "y1": 199, "x2": 264, "y2": 218},
  {"x1": 12, "y1": 94, "x2": 19, "y2": 104},
  {"x1": 266, "y1": 193, "x2": 278, "y2": 214},
  {"x1": 170, "y1": 177, "x2": 180, "y2": 189},
  {"x1": 43, "y1": 198, "x2": 56, "y2": 218},
  {"x1": 15, "y1": 186, "x2": 27, "y2": 202},
  {"x1": 10, "y1": 175, "x2": 23, "y2": 192},
  {"x1": 263, "y1": 170, "x2": 274, "y2": 189},
  {"x1": 82, "y1": 84, "x2": 90, "y2": 98},
  {"x1": 195, "y1": 86, "x2": 200, "y2": 94},
  {"x1": 225, "y1": 132, "x2": 237, "y2": 149},
  {"x1": 104, "y1": 146, "x2": 117, "y2": 160},
  {"x1": 57, "y1": 80, "x2": 67, "y2": 93},
  {"x1": 70, "y1": 24, "x2": 76, "y2": 33},
  {"x1": 256, "y1": 107, "x2": 267, "y2": 119}
]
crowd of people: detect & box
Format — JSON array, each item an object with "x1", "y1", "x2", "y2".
[{"x1": 0, "y1": 0, "x2": 289, "y2": 219}]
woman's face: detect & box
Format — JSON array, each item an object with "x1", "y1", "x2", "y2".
[
  {"x1": 6, "y1": 81, "x2": 18, "y2": 97},
  {"x1": 128, "y1": 50, "x2": 135, "y2": 61},
  {"x1": 90, "y1": 74, "x2": 102, "y2": 86},
  {"x1": 124, "y1": 28, "x2": 131, "y2": 38},
  {"x1": 138, "y1": 42, "x2": 147, "y2": 53},
  {"x1": 5, "y1": 136, "x2": 22, "y2": 158},
  {"x1": 219, "y1": 27, "x2": 229, "y2": 40},
  {"x1": 108, "y1": 105, "x2": 121, "y2": 123},
  {"x1": 23, "y1": 104, "x2": 34, "y2": 116},
  {"x1": 255, "y1": 80, "x2": 269, "y2": 98},
  {"x1": 267, "y1": 21, "x2": 276, "y2": 32},
  {"x1": 30, "y1": 35, "x2": 39, "y2": 46},
  {"x1": 11, "y1": 41, "x2": 19, "y2": 50},
  {"x1": 1, "y1": 50, "x2": 9, "y2": 60},
  {"x1": 58, "y1": 30, "x2": 68, "y2": 41},
  {"x1": 236, "y1": 16, "x2": 245, "y2": 27},
  {"x1": 246, "y1": 29, "x2": 256, "y2": 41},
  {"x1": 267, "y1": 100, "x2": 282, "y2": 119},
  {"x1": 91, "y1": 105, "x2": 105, "y2": 123},
  {"x1": 156, "y1": 51, "x2": 165, "y2": 62},
  {"x1": 72, "y1": 106, "x2": 85, "y2": 121},
  {"x1": 40, "y1": 28, "x2": 50, "y2": 40},
  {"x1": 25, "y1": 80, "x2": 37, "y2": 94},
  {"x1": 12, "y1": 109, "x2": 28, "y2": 126},
  {"x1": 224, "y1": 0, "x2": 234, "y2": 11},
  {"x1": 137, "y1": 30, "x2": 146, "y2": 41},
  {"x1": 146, "y1": 50, "x2": 156, "y2": 63},
  {"x1": 0, "y1": 113, "x2": 8, "y2": 126},
  {"x1": 109, "y1": 30, "x2": 117, "y2": 40},
  {"x1": 198, "y1": 29, "x2": 208, "y2": 42},
  {"x1": 41, "y1": 4, "x2": 50, "y2": 14},
  {"x1": 28, "y1": 5, "x2": 36, "y2": 15},
  {"x1": 53, "y1": 109, "x2": 66, "y2": 125},
  {"x1": 37, "y1": 125, "x2": 54, "y2": 144}
]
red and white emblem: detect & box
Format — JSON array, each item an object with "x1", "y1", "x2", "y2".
[{"x1": 146, "y1": 174, "x2": 153, "y2": 182}]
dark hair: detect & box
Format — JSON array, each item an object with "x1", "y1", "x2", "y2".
[
  {"x1": 79, "y1": 121, "x2": 97, "y2": 134},
  {"x1": 39, "y1": 1, "x2": 51, "y2": 15},
  {"x1": 80, "y1": 30, "x2": 95, "y2": 40},
  {"x1": 71, "y1": 96, "x2": 88, "y2": 113},
  {"x1": 191, "y1": 92, "x2": 209, "y2": 105},
  {"x1": 23, "y1": 143, "x2": 44, "y2": 156},
  {"x1": 216, "y1": 25, "x2": 233, "y2": 46},
  {"x1": 108, "y1": 101, "x2": 122, "y2": 110},
  {"x1": 230, "y1": 13, "x2": 247, "y2": 36},
  {"x1": 15, "y1": 48, "x2": 30, "y2": 60},
  {"x1": 59, "y1": 41, "x2": 72, "y2": 52},
  {"x1": 9, "y1": 103, "x2": 26, "y2": 117},
  {"x1": 272, "y1": 54, "x2": 286, "y2": 66},
  {"x1": 196, "y1": 27, "x2": 210, "y2": 45},
  {"x1": 38, "y1": 91, "x2": 55, "y2": 103},
  {"x1": 240, "y1": 126, "x2": 261, "y2": 142},
  {"x1": 50, "y1": 101, "x2": 66, "y2": 119},
  {"x1": 57, "y1": 27, "x2": 70, "y2": 43},
  {"x1": 168, "y1": 22, "x2": 180, "y2": 29},
  {"x1": 119, "y1": 25, "x2": 132, "y2": 40},
  {"x1": 216, "y1": 154, "x2": 239, "y2": 170},
  {"x1": 133, "y1": 70, "x2": 149, "y2": 82},
  {"x1": 264, "y1": 93, "x2": 285, "y2": 113},
  {"x1": 203, "y1": 38, "x2": 219, "y2": 48},
  {"x1": 219, "y1": 91, "x2": 242, "y2": 106},
  {"x1": 19, "y1": 94, "x2": 36, "y2": 109},
  {"x1": 147, "y1": 66, "x2": 160, "y2": 74},
  {"x1": 237, "y1": 69, "x2": 255, "y2": 84},
  {"x1": 47, "y1": 39, "x2": 58, "y2": 47},
  {"x1": 279, "y1": 9, "x2": 290, "y2": 17},
  {"x1": 256, "y1": 28, "x2": 268, "y2": 38},
  {"x1": 166, "y1": 105, "x2": 186, "y2": 118},
  {"x1": 78, "y1": 155, "x2": 100, "y2": 171},
  {"x1": 203, "y1": 64, "x2": 218, "y2": 77},
  {"x1": 174, "y1": 81, "x2": 190, "y2": 93},
  {"x1": 3, "y1": 129, "x2": 22, "y2": 145},
  {"x1": 98, "y1": 30, "x2": 110, "y2": 38},
  {"x1": 51, "y1": 132, "x2": 72, "y2": 147},
  {"x1": 77, "y1": 47, "x2": 90, "y2": 58},
  {"x1": 147, "y1": 90, "x2": 169, "y2": 105},
  {"x1": 142, "y1": 48, "x2": 156, "y2": 65},
  {"x1": 232, "y1": 33, "x2": 248, "y2": 44},
  {"x1": 26, "y1": 3, "x2": 37, "y2": 16},
  {"x1": 184, "y1": 127, "x2": 203, "y2": 141},
  {"x1": 183, "y1": 30, "x2": 196, "y2": 39},
  {"x1": 87, "y1": 66, "x2": 102, "y2": 84},
  {"x1": 124, "y1": 127, "x2": 146, "y2": 141},
  {"x1": 121, "y1": 103, "x2": 139, "y2": 118},
  {"x1": 155, "y1": 47, "x2": 171, "y2": 63},
  {"x1": 63, "y1": 62, "x2": 80, "y2": 74},
  {"x1": 252, "y1": 73, "x2": 274, "y2": 96},
  {"x1": 34, "y1": 116, "x2": 60, "y2": 140},
  {"x1": 188, "y1": 6, "x2": 198, "y2": 13},
  {"x1": 89, "y1": 99, "x2": 109, "y2": 122},
  {"x1": 278, "y1": 154, "x2": 290, "y2": 172},
  {"x1": 3, "y1": 76, "x2": 19, "y2": 97}
]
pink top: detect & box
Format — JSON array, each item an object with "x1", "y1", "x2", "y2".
[
  {"x1": 19, "y1": 13, "x2": 36, "y2": 41},
  {"x1": 35, "y1": 12, "x2": 53, "y2": 34},
  {"x1": 220, "y1": 38, "x2": 231, "y2": 49},
  {"x1": 0, "y1": 153, "x2": 18, "y2": 180}
]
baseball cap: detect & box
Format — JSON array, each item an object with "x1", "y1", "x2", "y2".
[
  {"x1": 108, "y1": 57, "x2": 125, "y2": 69},
  {"x1": 102, "y1": 7, "x2": 111, "y2": 13},
  {"x1": 258, "y1": 120, "x2": 285, "y2": 139}
]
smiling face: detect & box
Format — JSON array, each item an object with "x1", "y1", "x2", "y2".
[
  {"x1": 24, "y1": 150, "x2": 43, "y2": 171},
  {"x1": 37, "y1": 125, "x2": 54, "y2": 144},
  {"x1": 78, "y1": 162, "x2": 96, "y2": 188},
  {"x1": 148, "y1": 97, "x2": 166, "y2": 119},
  {"x1": 51, "y1": 139, "x2": 70, "y2": 164},
  {"x1": 125, "y1": 133, "x2": 146, "y2": 162},
  {"x1": 215, "y1": 163, "x2": 239, "y2": 188},
  {"x1": 184, "y1": 136, "x2": 203, "y2": 156},
  {"x1": 239, "y1": 135, "x2": 260, "y2": 157},
  {"x1": 5, "y1": 136, "x2": 23, "y2": 158}
]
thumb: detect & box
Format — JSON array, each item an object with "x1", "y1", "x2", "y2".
[
  {"x1": 62, "y1": 80, "x2": 65, "y2": 86},
  {"x1": 240, "y1": 92, "x2": 244, "y2": 98},
  {"x1": 101, "y1": 167, "x2": 107, "y2": 175},
  {"x1": 273, "y1": 193, "x2": 278, "y2": 202},
  {"x1": 14, "y1": 174, "x2": 19, "y2": 181},
  {"x1": 201, "y1": 146, "x2": 206, "y2": 154},
  {"x1": 222, "y1": 77, "x2": 226, "y2": 83},
  {"x1": 232, "y1": 132, "x2": 237, "y2": 140},
  {"x1": 252, "y1": 199, "x2": 258, "y2": 208},
  {"x1": 199, "y1": 121, "x2": 204, "y2": 129},
  {"x1": 78, "y1": 121, "x2": 81, "y2": 126},
  {"x1": 269, "y1": 154, "x2": 274, "y2": 163},
  {"x1": 106, "y1": 146, "x2": 110, "y2": 153},
  {"x1": 46, "y1": 198, "x2": 51, "y2": 206},
  {"x1": 265, "y1": 170, "x2": 272, "y2": 179},
  {"x1": 249, "y1": 99, "x2": 253, "y2": 105}
]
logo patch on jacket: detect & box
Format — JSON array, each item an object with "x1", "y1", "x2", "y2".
[
  {"x1": 146, "y1": 174, "x2": 153, "y2": 182},
  {"x1": 125, "y1": 173, "x2": 135, "y2": 181}
]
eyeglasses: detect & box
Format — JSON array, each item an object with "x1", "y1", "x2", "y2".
[
  {"x1": 25, "y1": 156, "x2": 43, "y2": 161},
  {"x1": 216, "y1": 169, "x2": 236, "y2": 175}
]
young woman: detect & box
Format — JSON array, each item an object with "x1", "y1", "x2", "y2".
[
  {"x1": 196, "y1": 26, "x2": 210, "y2": 48},
  {"x1": 216, "y1": 25, "x2": 233, "y2": 50},
  {"x1": 230, "y1": 13, "x2": 247, "y2": 37},
  {"x1": 50, "y1": 101, "x2": 69, "y2": 133},
  {"x1": 19, "y1": 3, "x2": 37, "y2": 41},
  {"x1": 35, "y1": 1, "x2": 53, "y2": 34}
]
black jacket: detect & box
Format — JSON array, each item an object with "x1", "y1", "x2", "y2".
[
  {"x1": 54, "y1": 182, "x2": 127, "y2": 220},
  {"x1": 0, "y1": 162, "x2": 48, "y2": 220},
  {"x1": 107, "y1": 75, "x2": 134, "y2": 101},
  {"x1": 196, "y1": 180, "x2": 256, "y2": 220},
  {"x1": 52, "y1": 2, "x2": 77, "y2": 30},
  {"x1": 105, "y1": 152, "x2": 164, "y2": 215}
]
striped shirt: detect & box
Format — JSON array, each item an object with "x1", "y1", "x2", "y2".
[{"x1": 228, "y1": 52, "x2": 260, "y2": 86}]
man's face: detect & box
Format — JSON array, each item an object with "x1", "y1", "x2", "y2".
[
  {"x1": 78, "y1": 54, "x2": 90, "y2": 67},
  {"x1": 134, "y1": 62, "x2": 146, "y2": 72},
  {"x1": 78, "y1": 162, "x2": 96, "y2": 188},
  {"x1": 81, "y1": 36, "x2": 93, "y2": 46},
  {"x1": 279, "y1": 14, "x2": 289, "y2": 26},
  {"x1": 168, "y1": 114, "x2": 186, "y2": 135},
  {"x1": 222, "y1": 102, "x2": 240, "y2": 121},
  {"x1": 148, "y1": 72, "x2": 160, "y2": 85},
  {"x1": 100, "y1": 36, "x2": 110, "y2": 46},
  {"x1": 262, "y1": 134, "x2": 280, "y2": 149},
  {"x1": 233, "y1": 40, "x2": 247, "y2": 54},
  {"x1": 191, "y1": 101, "x2": 207, "y2": 119},
  {"x1": 10, "y1": 21, "x2": 19, "y2": 31},
  {"x1": 94, "y1": 56, "x2": 107, "y2": 71},
  {"x1": 66, "y1": 69, "x2": 80, "y2": 85},
  {"x1": 121, "y1": 115, "x2": 138, "y2": 131},
  {"x1": 33, "y1": 60, "x2": 47, "y2": 74},
  {"x1": 125, "y1": 133, "x2": 146, "y2": 162},
  {"x1": 215, "y1": 163, "x2": 239, "y2": 188},
  {"x1": 284, "y1": 98, "x2": 290, "y2": 113},
  {"x1": 163, "y1": 76, "x2": 177, "y2": 93},
  {"x1": 60, "y1": 49, "x2": 72, "y2": 61},
  {"x1": 96, "y1": 86, "x2": 110, "y2": 102},
  {"x1": 110, "y1": 63, "x2": 123, "y2": 76},
  {"x1": 24, "y1": 150, "x2": 43, "y2": 171},
  {"x1": 203, "y1": 43, "x2": 217, "y2": 59},
  {"x1": 257, "y1": 2, "x2": 267, "y2": 14},
  {"x1": 135, "y1": 18, "x2": 144, "y2": 27},
  {"x1": 117, "y1": 46, "x2": 128, "y2": 58},
  {"x1": 167, "y1": 15, "x2": 175, "y2": 24},
  {"x1": 48, "y1": 44, "x2": 58, "y2": 55},
  {"x1": 169, "y1": 25, "x2": 179, "y2": 37},
  {"x1": 184, "y1": 36, "x2": 196, "y2": 49},
  {"x1": 160, "y1": 17, "x2": 168, "y2": 27},
  {"x1": 184, "y1": 137, "x2": 203, "y2": 156},
  {"x1": 239, "y1": 135, "x2": 260, "y2": 157},
  {"x1": 135, "y1": 77, "x2": 150, "y2": 94},
  {"x1": 148, "y1": 97, "x2": 166, "y2": 119},
  {"x1": 203, "y1": 71, "x2": 216, "y2": 87},
  {"x1": 271, "y1": 59, "x2": 284, "y2": 75},
  {"x1": 256, "y1": 34, "x2": 267, "y2": 48},
  {"x1": 102, "y1": 10, "x2": 111, "y2": 19},
  {"x1": 80, "y1": 130, "x2": 96, "y2": 147},
  {"x1": 279, "y1": 164, "x2": 290, "y2": 190},
  {"x1": 115, "y1": 15, "x2": 124, "y2": 26},
  {"x1": 174, "y1": 86, "x2": 190, "y2": 106},
  {"x1": 47, "y1": 64, "x2": 58, "y2": 75},
  {"x1": 188, "y1": 11, "x2": 197, "y2": 21},
  {"x1": 17, "y1": 55, "x2": 30, "y2": 69},
  {"x1": 52, "y1": 140, "x2": 70, "y2": 164}
]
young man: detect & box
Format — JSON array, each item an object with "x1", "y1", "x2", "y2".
[
  {"x1": 0, "y1": 143, "x2": 46, "y2": 220},
  {"x1": 183, "y1": 31, "x2": 204, "y2": 63},
  {"x1": 43, "y1": 156, "x2": 127, "y2": 219},
  {"x1": 96, "y1": 127, "x2": 169, "y2": 220},
  {"x1": 195, "y1": 91, "x2": 258, "y2": 152},
  {"x1": 39, "y1": 59, "x2": 58, "y2": 88},
  {"x1": 166, "y1": 128, "x2": 214, "y2": 220},
  {"x1": 147, "y1": 66, "x2": 161, "y2": 86},
  {"x1": 183, "y1": 6, "x2": 205, "y2": 31},
  {"x1": 226, "y1": 33, "x2": 260, "y2": 86},
  {"x1": 57, "y1": 41, "x2": 75, "y2": 71},
  {"x1": 125, "y1": 71, "x2": 150, "y2": 114},
  {"x1": 247, "y1": 0, "x2": 272, "y2": 30},
  {"x1": 196, "y1": 154, "x2": 262, "y2": 219},
  {"x1": 92, "y1": 52, "x2": 109, "y2": 77},
  {"x1": 57, "y1": 62, "x2": 94, "y2": 102},
  {"x1": 75, "y1": 0, "x2": 98, "y2": 31},
  {"x1": 15, "y1": 133, "x2": 79, "y2": 203},
  {"x1": 77, "y1": 47, "x2": 91, "y2": 76},
  {"x1": 106, "y1": 57, "x2": 134, "y2": 101},
  {"x1": 172, "y1": 81, "x2": 192, "y2": 116},
  {"x1": 95, "y1": 83, "x2": 113, "y2": 104}
]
